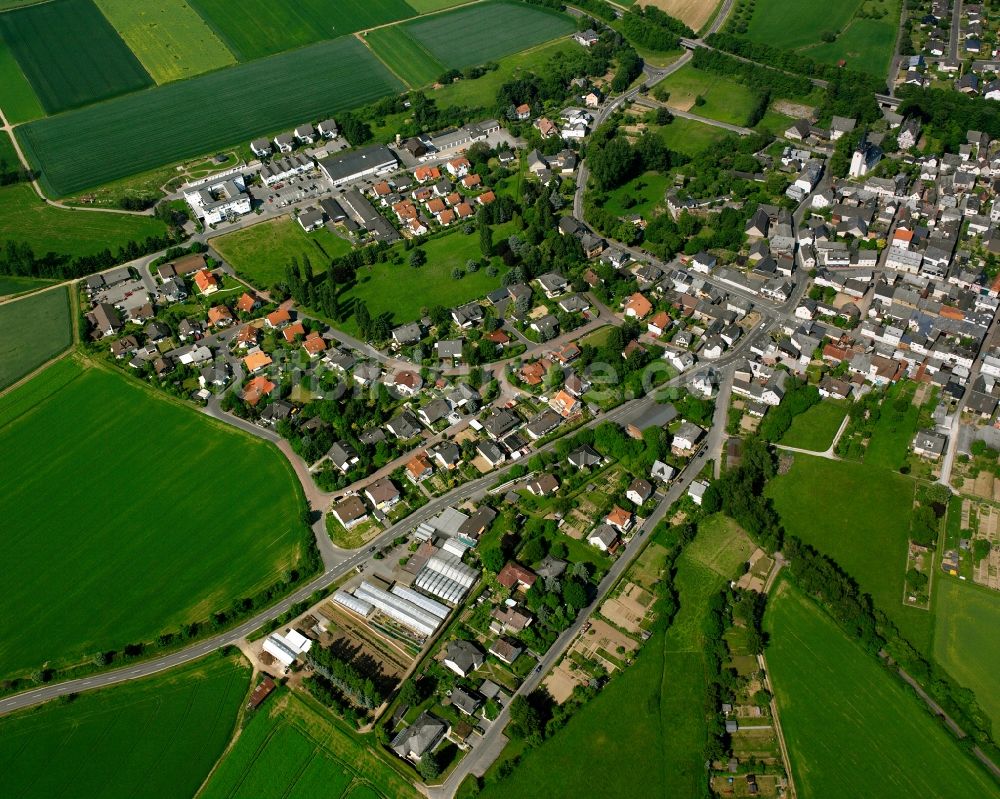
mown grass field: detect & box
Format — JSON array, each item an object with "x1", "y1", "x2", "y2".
[
  {"x1": 402, "y1": 1, "x2": 575, "y2": 69},
  {"x1": 0, "y1": 360, "x2": 312, "y2": 679},
  {"x1": 17, "y1": 37, "x2": 404, "y2": 196},
  {"x1": 199, "y1": 688, "x2": 419, "y2": 799},
  {"x1": 0, "y1": 0, "x2": 152, "y2": 114},
  {"x1": 364, "y1": 25, "x2": 445, "y2": 89},
  {"x1": 0, "y1": 286, "x2": 71, "y2": 390},
  {"x1": 0, "y1": 182, "x2": 168, "y2": 256},
  {"x1": 779, "y1": 400, "x2": 846, "y2": 451},
  {"x1": 766, "y1": 581, "x2": 1000, "y2": 798},
  {"x1": 212, "y1": 216, "x2": 354, "y2": 291},
  {"x1": 805, "y1": 8, "x2": 901, "y2": 76},
  {"x1": 765, "y1": 455, "x2": 932, "y2": 651},
  {"x1": 480, "y1": 518, "x2": 745, "y2": 798},
  {"x1": 744, "y1": 0, "x2": 864, "y2": 50},
  {"x1": 189, "y1": 0, "x2": 416, "y2": 60},
  {"x1": 656, "y1": 64, "x2": 757, "y2": 126},
  {"x1": 655, "y1": 116, "x2": 730, "y2": 155},
  {"x1": 933, "y1": 579, "x2": 1000, "y2": 736},
  {"x1": 0, "y1": 654, "x2": 249, "y2": 799},
  {"x1": 0, "y1": 37, "x2": 42, "y2": 123},
  {"x1": 95, "y1": 0, "x2": 237, "y2": 84},
  {"x1": 333, "y1": 225, "x2": 510, "y2": 334}
]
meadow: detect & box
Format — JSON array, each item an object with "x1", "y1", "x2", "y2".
[
  {"x1": 765, "y1": 454, "x2": 932, "y2": 651},
  {"x1": 0, "y1": 182, "x2": 168, "y2": 257},
  {"x1": 0, "y1": 360, "x2": 313, "y2": 679},
  {"x1": 364, "y1": 25, "x2": 446, "y2": 89},
  {"x1": 406, "y1": 0, "x2": 471, "y2": 11},
  {"x1": 933, "y1": 579, "x2": 1000, "y2": 736},
  {"x1": 766, "y1": 581, "x2": 1000, "y2": 798},
  {"x1": 95, "y1": 0, "x2": 237, "y2": 84},
  {"x1": 17, "y1": 37, "x2": 404, "y2": 196},
  {"x1": 864, "y1": 382, "x2": 920, "y2": 469},
  {"x1": 402, "y1": 1, "x2": 575, "y2": 69},
  {"x1": 0, "y1": 286, "x2": 71, "y2": 390},
  {"x1": 212, "y1": 216, "x2": 354, "y2": 290},
  {"x1": 656, "y1": 64, "x2": 758, "y2": 126},
  {"x1": 805, "y1": 9, "x2": 901, "y2": 76},
  {"x1": 744, "y1": 0, "x2": 864, "y2": 50},
  {"x1": 0, "y1": 37, "x2": 42, "y2": 123},
  {"x1": 0, "y1": 275, "x2": 54, "y2": 297},
  {"x1": 0, "y1": 654, "x2": 249, "y2": 799},
  {"x1": 655, "y1": 116, "x2": 730, "y2": 155},
  {"x1": 778, "y1": 400, "x2": 846, "y2": 451},
  {"x1": 479, "y1": 517, "x2": 746, "y2": 798},
  {"x1": 0, "y1": 0, "x2": 152, "y2": 114},
  {"x1": 189, "y1": 0, "x2": 416, "y2": 60},
  {"x1": 601, "y1": 170, "x2": 671, "y2": 220},
  {"x1": 199, "y1": 688, "x2": 419, "y2": 799},
  {"x1": 332, "y1": 225, "x2": 511, "y2": 334}
]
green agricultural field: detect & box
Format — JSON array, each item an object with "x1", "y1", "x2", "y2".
[
  {"x1": 656, "y1": 116, "x2": 730, "y2": 155},
  {"x1": 0, "y1": 360, "x2": 314, "y2": 678},
  {"x1": 765, "y1": 454, "x2": 933, "y2": 651},
  {"x1": 0, "y1": 126, "x2": 18, "y2": 166},
  {"x1": 766, "y1": 581, "x2": 1000, "y2": 798},
  {"x1": 933, "y1": 579, "x2": 1000, "y2": 735},
  {"x1": 0, "y1": 275, "x2": 55, "y2": 297},
  {"x1": 17, "y1": 37, "x2": 404, "y2": 196},
  {"x1": 0, "y1": 37, "x2": 42, "y2": 123},
  {"x1": 212, "y1": 216, "x2": 354, "y2": 291},
  {"x1": 480, "y1": 519, "x2": 746, "y2": 799},
  {"x1": 0, "y1": 183, "x2": 168, "y2": 257},
  {"x1": 406, "y1": 0, "x2": 471, "y2": 11},
  {"x1": 95, "y1": 0, "x2": 237, "y2": 84},
  {"x1": 0, "y1": 286, "x2": 71, "y2": 390},
  {"x1": 744, "y1": 0, "x2": 863, "y2": 50},
  {"x1": 0, "y1": 0, "x2": 152, "y2": 114},
  {"x1": 333, "y1": 226, "x2": 510, "y2": 334},
  {"x1": 656, "y1": 64, "x2": 757, "y2": 126},
  {"x1": 189, "y1": 0, "x2": 416, "y2": 61},
  {"x1": 805, "y1": 11, "x2": 900, "y2": 76},
  {"x1": 199, "y1": 688, "x2": 419, "y2": 799},
  {"x1": 601, "y1": 170, "x2": 670, "y2": 220},
  {"x1": 364, "y1": 26, "x2": 445, "y2": 89},
  {"x1": 0, "y1": 654, "x2": 249, "y2": 799},
  {"x1": 779, "y1": 400, "x2": 846, "y2": 451},
  {"x1": 402, "y1": 1, "x2": 575, "y2": 69}
]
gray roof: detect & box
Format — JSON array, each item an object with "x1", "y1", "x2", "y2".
[{"x1": 319, "y1": 144, "x2": 397, "y2": 184}]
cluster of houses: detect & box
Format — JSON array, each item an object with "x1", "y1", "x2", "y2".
[
  {"x1": 901, "y1": 3, "x2": 1000, "y2": 96},
  {"x1": 250, "y1": 119, "x2": 340, "y2": 159}
]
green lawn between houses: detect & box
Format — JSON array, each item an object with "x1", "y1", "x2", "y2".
[
  {"x1": 778, "y1": 400, "x2": 846, "y2": 451},
  {"x1": 932, "y1": 578, "x2": 1000, "y2": 737},
  {"x1": 0, "y1": 0, "x2": 153, "y2": 115},
  {"x1": 212, "y1": 215, "x2": 354, "y2": 291},
  {"x1": 0, "y1": 286, "x2": 71, "y2": 390},
  {"x1": 0, "y1": 182, "x2": 169, "y2": 258},
  {"x1": 0, "y1": 654, "x2": 250, "y2": 799},
  {"x1": 765, "y1": 454, "x2": 933, "y2": 652},
  {"x1": 94, "y1": 0, "x2": 237, "y2": 85},
  {"x1": 0, "y1": 359, "x2": 314, "y2": 679},
  {"x1": 16, "y1": 36, "x2": 404, "y2": 196},
  {"x1": 199, "y1": 687, "x2": 420, "y2": 799},
  {"x1": 766, "y1": 580, "x2": 1000, "y2": 799},
  {"x1": 477, "y1": 516, "x2": 748, "y2": 799}
]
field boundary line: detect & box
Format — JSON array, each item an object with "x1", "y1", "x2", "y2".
[
  {"x1": 353, "y1": 32, "x2": 413, "y2": 90},
  {"x1": 0, "y1": 287, "x2": 76, "y2": 403},
  {"x1": 358, "y1": 0, "x2": 487, "y2": 35}
]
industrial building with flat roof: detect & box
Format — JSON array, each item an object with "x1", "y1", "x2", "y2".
[{"x1": 319, "y1": 144, "x2": 398, "y2": 186}]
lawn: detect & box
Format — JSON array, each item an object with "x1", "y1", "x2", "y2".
[
  {"x1": 0, "y1": 654, "x2": 250, "y2": 799},
  {"x1": 480, "y1": 518, "x2": 746, "y2": 798},
  {"x1": 0, "y1": 0, "x2": 152, "y2": 114},
  {"x1": 188, "y1": 0, "x2": 416, "y2": 61},
  {"x1": 212, "y1": 216, "x2": 354, "y2": 291},
  {"x1": 803, "y1": 3, "x2": 902, "y2": 77},
  {"x1": 0, "y1": 183, "x2": 168, "y2": 257},
  {"x1": 744, "y1": 0, "x2": 864, "y2": 50},
  {"x1": 657, "y1": 64, "x2": 758, "y2": 126},
  {"x1": 334, "y1": 226, "x2": 510, "y2": 334},
  {"x1": 778, "y1": 400, "x2": 846, "y2": 451},
  {"x1": 864, "y1": 381, "x2": 920, "y2": 470},
  {"x1": 766, "y1": 580, "x2": 1000, "y2": 799},
  {"x1": 933, "y1": 579, "x2": 1000, "y2": 736},
  {"x1": 95, "y1": 0, "x2": 237, "y2": 84},
  {"x1": 17, "y1": 36, "x2": 404, "y2": 196},
  {"x1": 602, "y1": 170, "x2": 670, "y2": 219},
  {"x1": 402, "y1": 1, "x2": 575, "y2": 69},
  {"x1": 0, "y1": 286, "x2": 71, "y2": 390},
  {"x1": 685, "y1": 513, "x2": 755, "y2": 578},
  {"x1": 0, "y1": 36, "x2": 43, "y2": 123},
  {"x1": 364, "y1": 25, "x2": 446, "y2": 89},
  {"x1": 656, "y1": 115, "x2": 731, "y2": 156},
  {"x1": 765, "y1": 454, "x2": 932, "y2": 652},
  {"x1": 0, "y1": 360, "x2": 314, "y2": 679},
  {"x1": 199, "y1": 688, "x2": 420, "y2": 799}
]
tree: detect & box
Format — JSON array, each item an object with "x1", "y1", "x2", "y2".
[
  {"x1": 399, "y1": 679, "x2": 420, "y2": 707},
  {"x1": 451, "y1": 266, "x2": 464, "y2": 280},
  {"x1": 480, "y1": 546, "x2": 505, "y2": 573},
  {"x1": 418, "y1": 751, "x2": 441, "y2": 781},
  {"x1": 973, "y1": 538, "x2": 992, "y2": 563},
  {"x1": 409, "y1": 249, "x2": 426, "y2": 269},
  {"x1": 562, "y1": 579, "x2": 587, "y2": 611},
  {"x1": 480, "y1": 221, "x2": 493, "y2": 256},
  {"x1": 355, "y1": 302, "x2": 372, "y2": 338},
  {"x1": 520, "y1": 536, "x2": 546, "y2": 565}
]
